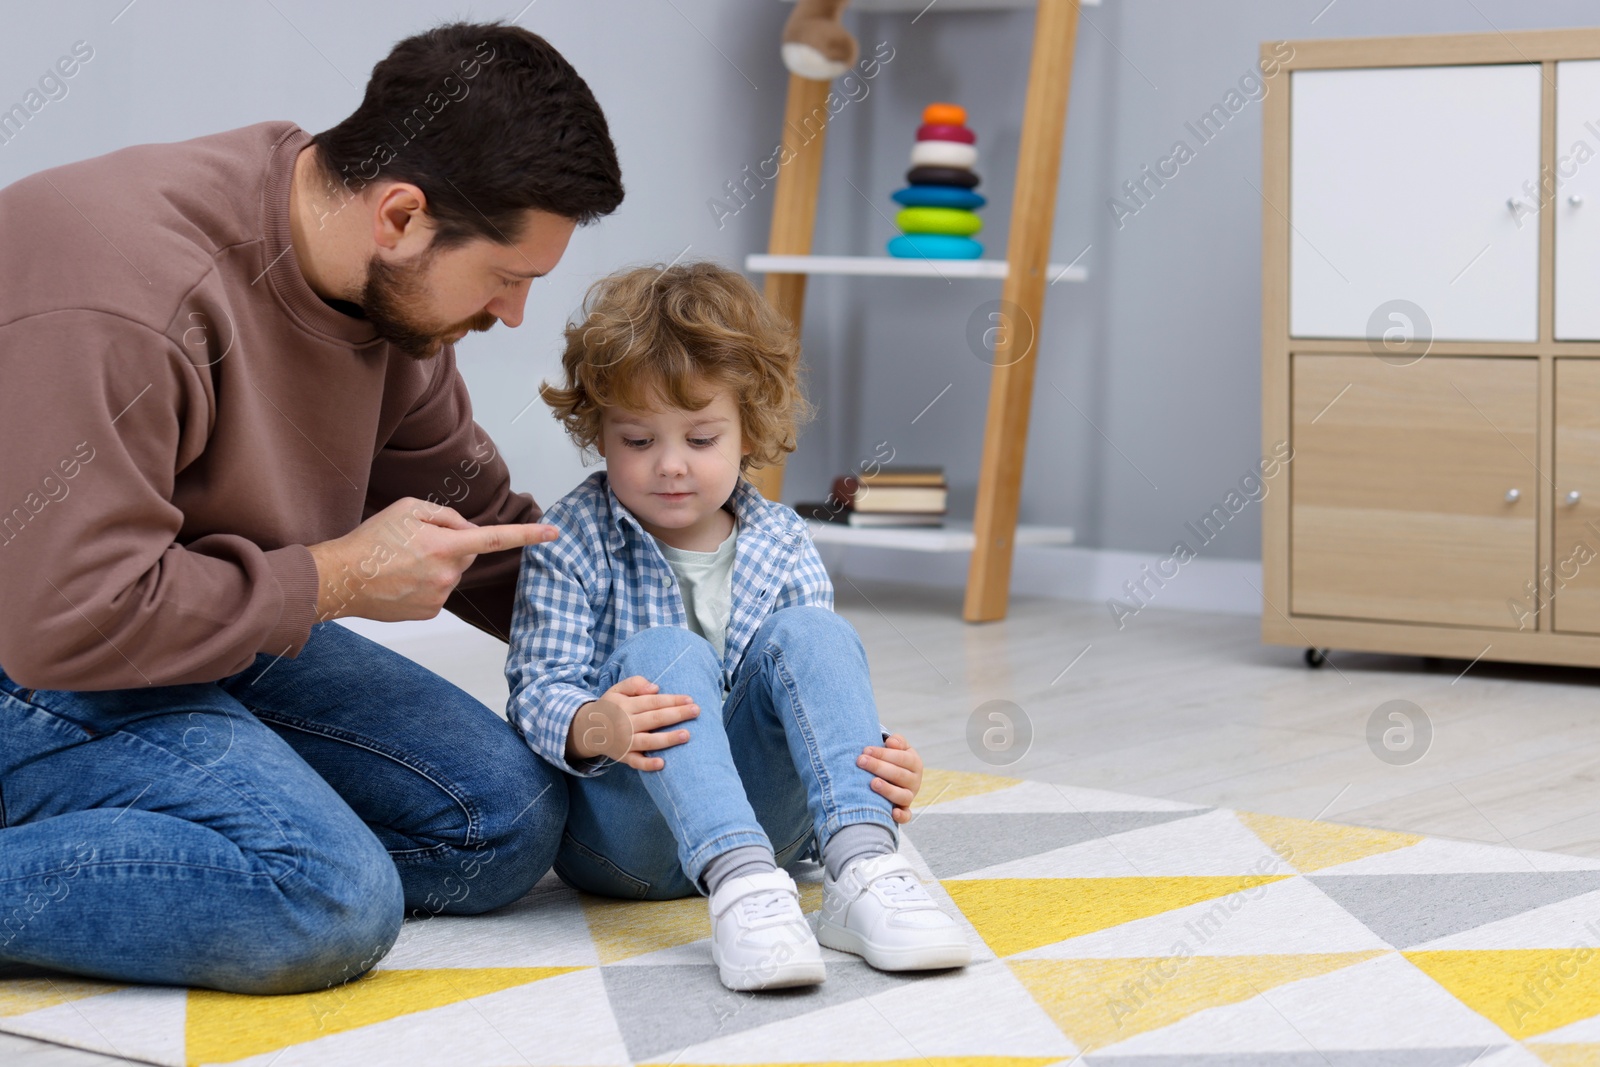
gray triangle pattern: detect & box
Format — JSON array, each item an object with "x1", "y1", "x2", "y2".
[
  {"x1": 908, "y1": 809, "x2": 1210, "y2": 878},
  {"x1": 597, "y1": 959, "x2": 939, "y2": 1062},
  {"x1": 1307, "y1": 870, "x2": 1600, "y2": 948}
]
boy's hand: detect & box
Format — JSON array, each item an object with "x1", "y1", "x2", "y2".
[
  {"x1": 566, "y1": 675, "x2": 700, "y2": 771},
  {"x1": 859, "y1": 734, "x2": 923, "y2": 824}
]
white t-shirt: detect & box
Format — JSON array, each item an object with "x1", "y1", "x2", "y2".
[{"x1": 653, "y1": 523, "x2": 738, "y2": 665}]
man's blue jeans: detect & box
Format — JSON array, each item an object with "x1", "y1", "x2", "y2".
[
  {"x1": 0, "y1": 620, "x2": 568, "y2": 994},
  {"x1": 554, "y1": 605, "x2": 898, "y2": 901}
]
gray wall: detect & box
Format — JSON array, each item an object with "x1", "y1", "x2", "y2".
[
  {"x1": 795, "y1": 0, "x2": 1600, "y2": 563},
  {"x1": 6, "y1": 0, "x2": 1599, "y2": 566}
]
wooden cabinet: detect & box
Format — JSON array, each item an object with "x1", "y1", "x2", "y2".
[
  {"x1": 1291, "y1": 356, "x2": 1537, "y2": 628},
  {"x1": 1262, "y1": 27, "x2": 1600, "y2": 669}
]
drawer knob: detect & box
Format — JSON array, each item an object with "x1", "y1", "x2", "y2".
[
  {"x1": 1505, "y1": 488, "x2": 1522, "y2": 503},
  {"x1": 1567, "y1": 490, "x2": 1582, "y2": 506},
  {"x1": 1572, "y1": 194, "x2": 1586, "y2": 207}
]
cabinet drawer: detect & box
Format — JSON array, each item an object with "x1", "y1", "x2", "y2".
[
  {"x1": 1290, "y1": 65, "x2": 1541, "y2": 342},
  {"x1": 1291, "y1": 355, "x2": 1537, "y2": 628}
]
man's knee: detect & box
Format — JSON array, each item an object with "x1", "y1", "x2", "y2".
[
  {"x1": 461, "y1": 786, "x2": 570, "y2": 915},
  {"x1": 419, "y1": 754, "x2": 570, "y2": 916},
  {"x1": 227, "y1": 837, "x2": 405, "y2": 995}
]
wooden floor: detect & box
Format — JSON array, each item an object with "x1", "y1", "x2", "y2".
[{"x1": 9, "y1": 580, "x2": 1600, "y2": 1064}]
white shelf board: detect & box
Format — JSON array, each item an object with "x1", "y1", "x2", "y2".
[
  {"x1": 803, "y1": 519, "x2": 1075, "y2": 553},
  {"x1": 747, "y1": 253, "x2": 1087, "y2": 283}
]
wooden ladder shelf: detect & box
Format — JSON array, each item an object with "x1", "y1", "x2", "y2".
[{"x1": 746, "y1": 0, "x2": 1083, "y2": 622}]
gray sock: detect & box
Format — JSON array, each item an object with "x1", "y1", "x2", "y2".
[
  {"x1": 701, "y1": 844, "x2": 777, "y2": 896},
  {"x1": 823, "y1": 823, "x2": 897, "y2": 881}
]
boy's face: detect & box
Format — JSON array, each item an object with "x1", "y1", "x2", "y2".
[{"x1": 598, "y1": 384, "x2": 751, "y2": 543}]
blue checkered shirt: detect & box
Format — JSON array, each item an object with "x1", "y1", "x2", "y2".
[{"x1": 507, "y1": 470, "x2": 855, "y2": 776}]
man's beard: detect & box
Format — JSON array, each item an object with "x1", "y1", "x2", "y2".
[{"x1": 358, "y1": 250, "x2": 498, "y2": 361}]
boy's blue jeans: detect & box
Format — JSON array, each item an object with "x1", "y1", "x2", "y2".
[
  {"x1": 554, "y1": 605, "x2": 898, "y2": 900},
  {"x1": 0, "y1": 620, "x2": 568, "y2": 994}
]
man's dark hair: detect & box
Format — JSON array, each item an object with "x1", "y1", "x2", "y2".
[{"x1": 311, "y1": 21, "x2": 624, "y2": 248}]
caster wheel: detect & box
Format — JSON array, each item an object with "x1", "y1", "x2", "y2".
[{"x1": 1305, "y1": 647, "x2": 1327, "y2": 669}]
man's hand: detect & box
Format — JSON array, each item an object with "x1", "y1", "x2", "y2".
[
  {"x1": 859, "y1": 734, "x2": 923, "y2": 824},
  {"x1": 565, "y1": 675, "x2": 700, "y2": 771},
  {"x1": 307, "y1": 496, "x2": 559, "y2": 622}
]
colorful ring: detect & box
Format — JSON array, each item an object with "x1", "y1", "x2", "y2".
[
  {"x1": 896, "y1": 206, "x2": 983, "y2": 236},
  {"x1": 916, "y1": 123, "x2": 976, "y2": 144},
  {"x1": 887, "y1": 233, "x2": 983, "y2": 259},
  {"x1": 910, "y1": 141, "x2": 978, "y2": 170},
  {"x1": 922, "y1": 103, "x2": 967, "y2": 126},
  {"x1": 906, "y1": 165, "x2": 981, "y2": 189},
  {"x1": 891, "y1": 185, "x2": 988, "y2": 209}
]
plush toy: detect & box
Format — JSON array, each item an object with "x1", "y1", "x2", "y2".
[{"x1": 781, "y1": 0, "x2": 858, "y2": 80}]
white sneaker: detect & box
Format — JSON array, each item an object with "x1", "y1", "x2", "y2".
[
  {"x1": 708, "y1": 868, "x2": 826, "y2": 990},
  {"x1": 816, "y1": 852, "x2": 972, "y2": 971}
]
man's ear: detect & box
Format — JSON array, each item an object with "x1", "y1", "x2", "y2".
[{"x1": 371, "y1": 182, "x2": 429, "y2": 252}]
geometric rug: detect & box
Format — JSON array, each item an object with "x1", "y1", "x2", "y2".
[{"x1": 5, "y1": 768, "x2": 1600, "y2": 1066}]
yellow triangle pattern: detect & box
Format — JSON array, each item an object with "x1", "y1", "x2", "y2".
[
  {"x1": 1234, "y1": 811, "x2": 1422, "y2": 873},
  {"x1": 944, "y1": 876, "x2": 1289, "y2": 958},
  {"x1": 13, "y1": 769, "x2": 1600, "y2": 1064},
  {"x1": 916, "y1": 767, "x2": 1025, "y2": 810},
  {"x1": 1406, "y1": 950, "x2": 1600, "y2": 1040},
  {"x1": 184, "y1": 966, "x2": 578, "y2": 1065},
  {"x1": 581, "y1": 883, "x2": 824, "y2": 964},
  {"x1": 0, "y1": 976, "x2": 121, "y2": 1018},
  {"x1": 1529, "y1": 1046, "x2": 1600, "y2": 1067},
  {"x1": 650, "y1": 1060, "x2": 1061, "y2": 1067},
  {"x1": 1010, "y1": 953, "x2": 1383, "y2": 1052}
]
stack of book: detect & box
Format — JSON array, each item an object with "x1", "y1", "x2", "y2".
[{"x1": 794, "y1": 466, "x2": 948, "y2": 527}]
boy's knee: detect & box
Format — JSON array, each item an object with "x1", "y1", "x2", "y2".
[
  {"x1": 762, "y1": 605, "x2": 861, "y2": 651},
  {"x1": 614, "y1": 625, "x2": 720, "y2": 671}
]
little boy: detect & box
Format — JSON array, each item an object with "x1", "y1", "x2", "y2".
[{"x1": 505, "y1": 260, "x2": 971, "y2": 990}]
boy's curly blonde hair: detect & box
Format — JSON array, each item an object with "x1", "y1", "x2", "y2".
[{"x1": 540, "y1": 260, "x2": 814, "y2": 474}]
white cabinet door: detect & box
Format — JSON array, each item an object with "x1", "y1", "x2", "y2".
[
  {"x1": 1290, "y1": 64, "x2": 1541, "y2": 342},
  {"x1": 1556, "y1": 60, "x2": 1600, "y2": 340}
]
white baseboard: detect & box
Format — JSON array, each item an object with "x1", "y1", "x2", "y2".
[
  {"x1": 334, "y1": 545, "x2": 1265, "y2": 651},
  {"x1": 819, "y1": 543, "x2": 1264, "y2": 618}
]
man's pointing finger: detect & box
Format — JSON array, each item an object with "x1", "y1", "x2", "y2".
[{"x1": 449, "y1": 523, "x2": 561, "y2": 556}]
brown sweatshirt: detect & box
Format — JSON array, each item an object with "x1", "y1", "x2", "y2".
[{"x1": 0, "y1": 121, "x2": 541, "y2": 691}]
